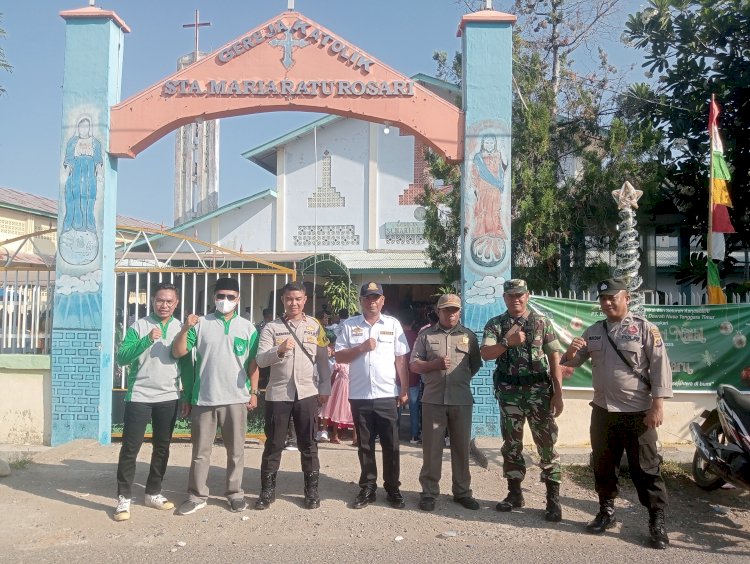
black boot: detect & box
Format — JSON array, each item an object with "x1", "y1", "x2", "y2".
[
  {"x1": 648, "y1": 508, "x2": 669, "y2": 549},
  {"x1": 585, "y1": 499, "x2": 616, "y2": 534},
  {"x1": 496, "y1": 479, "x2": 524, "y2": 512},
  {"x1": 303, "y1": 471, "x2": 320, "y2": 509},
  {"x1": 254, "y1": 472, "x2": 277, "y2": 510},
  {"x1": 544, "y1": 481, "x2": 562, "y2": 522}
]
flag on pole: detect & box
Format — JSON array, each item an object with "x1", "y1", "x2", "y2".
[
  {"x1": 708, "y1": 97, "x2": 735, "y2": 261},
  {"x1": 706, "y1": 259, "x2": 727, "y2": 305}
]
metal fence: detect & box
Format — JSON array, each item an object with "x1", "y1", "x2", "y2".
[{"x1": 0, "y1": 270, "x2": 54, "y2": 354}]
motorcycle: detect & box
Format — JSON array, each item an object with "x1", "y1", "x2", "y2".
[{"x1": 690, "y1": 384, "x2": 750, "y2": 490}]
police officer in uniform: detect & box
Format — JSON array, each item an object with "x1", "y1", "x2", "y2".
[
  {"x1": 480, "y1": 279, "x2": 564, "y2": 522},
  {"x1": 410, "y1": 294, "x2": 482, "y2": 511},
  {"x1": 562, "y1": 278, "x2": 672, "y2": 549},
  {"x1": 255, "y1": 282, "x2": 332, "y2": 510}
]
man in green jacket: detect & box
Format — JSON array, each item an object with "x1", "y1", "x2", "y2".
[{"x1": 114, "y1": 282, "x2": 189, "y2": 522}]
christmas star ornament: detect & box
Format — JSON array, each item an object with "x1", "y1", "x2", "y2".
[{"x1": 612, "y1": 181, "x2": 643, "y2": 210}]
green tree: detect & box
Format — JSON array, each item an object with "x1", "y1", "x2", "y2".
[
  {"x1": 0, "y1": 13, "x2": 12, "y2": 95},
  {"x1": 623, "y1": 0, "x2": 750, "y2": 250},
  {"x1": 416, "y1": 151, "x2": 462, "y2": 285},
  {"x1": 322, "y1": 279, "x2": 359, "y2": 316}
]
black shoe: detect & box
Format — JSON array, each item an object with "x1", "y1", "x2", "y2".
[
  {"x1": 386, "y1": 490, "x2": 405, "y2": 509},
  {"x1": 496, "y1": 479, "x2": 524, "y2": 512},
  {"x1": 352, "y1": 487, "x2": 377, "y2": 509},
  {"x1": 303, "y1": 471, "x2": 320, "y2": 510},
  {"x1": 255, "y1": 472, "x2": 277, "y2": 510},
  {"x1": 453, "y1": 496, "x2": 480, "y2": 510},
  {"x1": 419, "y1": 497, "x2": 436, "y2": 511},
  {"x1": 648, "y1": 509, "x2": 669, "y2": 549},
  {"x1": 544, "y1": 481, "x2": 562, "y2": 522},
  {"x1": 585, "y1": 501, "x2": 617, "y2": 534},
  {"x1": 229, "y1": 497, "x2": 248, "y2": 512}
]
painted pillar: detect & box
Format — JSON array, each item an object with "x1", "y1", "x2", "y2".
[
  {"x1": 51, "y1": 7, "x2": 128, "y2": 446},
  {"x1": 459, "y1": 10, "x2": 516, "y2": 437}
]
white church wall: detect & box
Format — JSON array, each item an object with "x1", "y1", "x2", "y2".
[
  {"x1": 282, "y1": 119, "x2": 370, "y2": 252},
  {"x1": 375, "y1": 127, "x2": 424, "y2": 249}
]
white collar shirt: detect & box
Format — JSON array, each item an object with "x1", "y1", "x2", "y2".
[{"x1": 336, "y1": 313, "x2": 410, "y2": 400}]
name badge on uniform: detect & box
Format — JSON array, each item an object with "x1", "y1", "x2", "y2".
[
  {"x1": 380, "y1": 331, "x2": 394, "y2": 336},
  {"x1": 352, "y1": 327, "x2": 364, "y2": 336}
]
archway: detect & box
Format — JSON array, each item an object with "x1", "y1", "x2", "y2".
[{"x1": 52, "y1": 4, "x2": 514, "y2": 444}]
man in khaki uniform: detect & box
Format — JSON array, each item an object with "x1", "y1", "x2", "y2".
[
  {"x1": 410, "y1": 294, "x2": 482, "y2": 511},
  {"x1": 562, "y1": 278, "x2": 672, "y2": 549},
  {"x1": 255, "y1": 282, "x2": 332, "y2": 510}
]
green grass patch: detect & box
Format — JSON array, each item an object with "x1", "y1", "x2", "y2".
[
  {"x1": 10, "y1": 456, "x2": 33, "y2": 470},
  {"x1": 563, "y1": 460, "x2": 695, "y2": 491}
]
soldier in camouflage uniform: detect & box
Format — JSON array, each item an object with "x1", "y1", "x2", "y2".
[{"x1": 480, "y1": 279, "x2": 564, "y2": 522}]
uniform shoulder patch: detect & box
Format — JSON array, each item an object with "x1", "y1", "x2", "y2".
[{"x1": 650, "y1": 327, "x2": 663, "y2": 347}]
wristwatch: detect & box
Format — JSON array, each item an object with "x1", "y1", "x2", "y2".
[
  {"x1": 249, "y1": 389, "x2": 261, "y2": 397},
  {"x1": 500, "y1": 338, "x2": 509, "y2": 348}
]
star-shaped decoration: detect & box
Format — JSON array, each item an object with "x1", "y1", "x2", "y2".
[{"x1": 612, "y1": 181, "x2": 644, "y2": 210}]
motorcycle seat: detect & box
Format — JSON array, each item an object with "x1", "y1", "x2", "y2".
[{"x1": 719, "y1": 385, "x2": 750, "y2": 425}]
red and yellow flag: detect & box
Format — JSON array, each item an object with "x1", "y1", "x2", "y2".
[
  {"x1": 706, "y1": 259, "x2": 727, "y2": 305},
  {"x1": 709, "y1": 98, "x2": 735, "y2": 233}
]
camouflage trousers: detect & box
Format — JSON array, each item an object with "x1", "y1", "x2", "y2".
[{"x1": 496, "y1": 380, "x2": 561, "y2": 484}]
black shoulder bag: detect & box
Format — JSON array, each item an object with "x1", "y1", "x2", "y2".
[
  {"x1": 280, "y1": 317, "x2": 316, "y2": 366},
  {"x1": 601, "y1": 320, "x2": 651, "y2": 389}
]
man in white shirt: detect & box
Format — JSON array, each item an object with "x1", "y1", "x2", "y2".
[{"x1": 335, "y1": 282, "x2": 410, "y2": 509}]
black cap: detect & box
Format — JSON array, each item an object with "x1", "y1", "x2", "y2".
[
  {"x1": 360, "y1": 281, "x2": 384, "y2": 297},
  {"x1": 597, "y1": 278, "x2": 628, "y2": 297},
  {"x1": 215, "y1": 277, "x2": 240, "y2": 293}
]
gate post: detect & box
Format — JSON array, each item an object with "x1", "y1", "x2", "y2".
[
  {"x1": 459, "y1": 10, "x2": 516, "y2": 437},
  {"x1": 51, "y1": 7, "x2": 128, "y2": 445}
]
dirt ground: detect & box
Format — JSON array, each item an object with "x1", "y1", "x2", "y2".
[{"x1": 1, "y1": 436, "x2": 749, "y2": 563}]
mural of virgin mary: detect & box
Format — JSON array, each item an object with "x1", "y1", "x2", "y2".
[{"x1": 470, "y1": 134, "x2": 508, "y2": 267}]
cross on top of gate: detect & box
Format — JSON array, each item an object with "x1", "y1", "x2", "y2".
[
  {"x1": 182, "y1": 9, "x2": 211, "y2": 59},
  {"x1": 269, "y1": 30, "x2": 308, "y2": 69}
]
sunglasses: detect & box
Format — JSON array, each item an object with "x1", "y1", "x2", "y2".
[{"x1": 216, "y1": 293, "x2": 238, "y2": 301}]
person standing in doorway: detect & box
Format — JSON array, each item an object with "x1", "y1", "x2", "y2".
[
  {"x1": 335, "y1": 282, "x2": 410, "y2": 510},
  {"x1": 173, "y1": 277, "x2": 259, "y2": 515},
  {"x1": 113, "y1": 283, "x2": 187, "y2": 521}
]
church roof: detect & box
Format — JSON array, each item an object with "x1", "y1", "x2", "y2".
[
  {"x1": 0, "y1": 186, "x2": 162, "y2": 231},
  {"x1": 241, "y1": 74, "x2": 460, "y2": 175}
]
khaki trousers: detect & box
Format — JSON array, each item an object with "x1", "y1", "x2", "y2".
[
  {"x1": 419, "y1": 402, "x2": 473, "y2": 499},
  {"x1": 187, "y1": 403, "x2": 247, "y2": 502}
]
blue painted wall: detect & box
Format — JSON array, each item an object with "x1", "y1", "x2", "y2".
[
  {"x1": 460, "y1": 18, "x2": 513, "y2": 437},
  {"x1": 51, "y1": 14, "x2": 124, "y2": 446}
]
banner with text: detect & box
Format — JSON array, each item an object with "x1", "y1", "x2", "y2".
[{"x1": 528, "y1": 296, "x2": 750, "y2": 392}]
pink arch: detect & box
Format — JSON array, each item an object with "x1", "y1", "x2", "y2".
[{"x1": 109, "y1": 12, "x2": 463, "y2": 163}]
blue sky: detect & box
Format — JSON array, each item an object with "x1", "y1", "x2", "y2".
[{"x1": 0, "y1": 0, "x2": 646, "y2": 224}]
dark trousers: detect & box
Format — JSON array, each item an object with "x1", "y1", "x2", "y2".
[
  {"x1": 350, "y1": 397, "x2": 400, "y2": 492},
  {"x1": 590, "y1": 403, "x2": 668, "y2": 510},
  {"x1": 261, "y1": 395, "x2": 320, "y2": 474},
  {"x1": 116, "y1": 399, "x2": 178, "y2": 499}
]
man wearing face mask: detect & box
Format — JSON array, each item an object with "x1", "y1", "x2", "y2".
[
  {"x1": 254, "y1": 282, "x2": 332, "y2": 510},
  {"x1": 173, "y1": 277, "x2": 260, "y2": 515}
]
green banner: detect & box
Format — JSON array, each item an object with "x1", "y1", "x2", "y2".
[{"x1": 528, "y1": 296, "x2": 750, "y2": 392}]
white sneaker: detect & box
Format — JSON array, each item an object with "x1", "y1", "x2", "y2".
[
  {"x1": 145, "y1": 493, "x2": 175, "y2": 511},
  {"x1": 316, "y1": 430, "x2": 329, "y2": 442},
  {"x1": 114, "y1": 495, "x2": 131, "y2": 521}
]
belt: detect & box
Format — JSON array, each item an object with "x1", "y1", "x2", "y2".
[{"x1": 494, "y1": 371, "x2": 550, "y2": 387}]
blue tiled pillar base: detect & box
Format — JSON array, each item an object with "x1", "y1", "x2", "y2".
[
  {"x1": 471, "y1": 366, "x2": 500, "y2": 437},
  {"x1": 51, "y1": 329, "x2": 102, "y2": 445}
]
